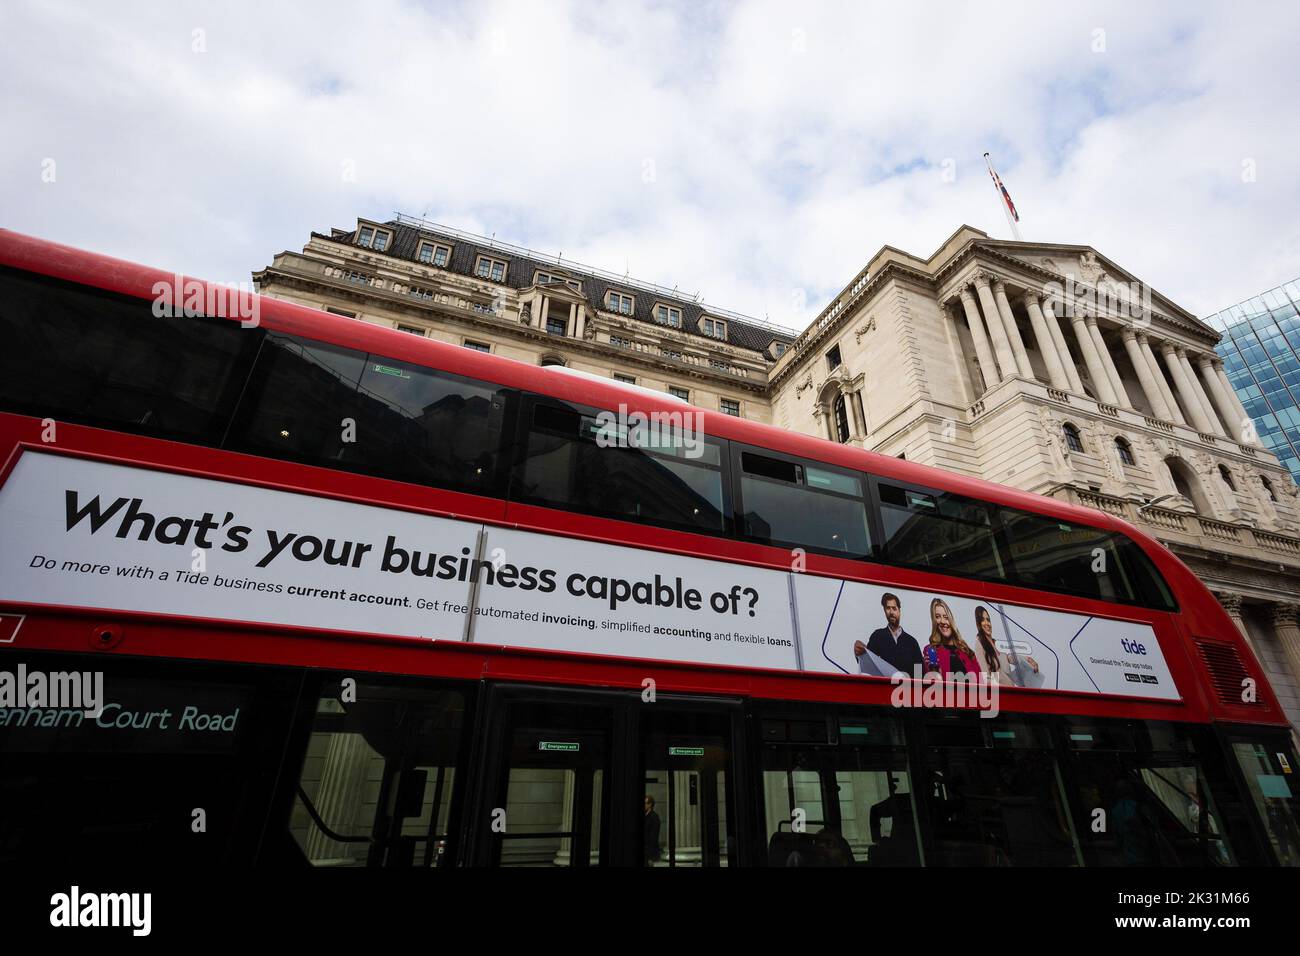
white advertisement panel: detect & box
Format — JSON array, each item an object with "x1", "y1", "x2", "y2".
[
  {"x1": 0, "y1": 452, "x2": 1178, "y2": 700},
  {"x1": 470, "y1": 526, "x2": 797, "y2": 670},
  {"x1": 0, "y1": 453, "x2": 479, "y2": 639},
  {"x1": 794, "y1": 575, "x2": 1179, "y2": 700}
]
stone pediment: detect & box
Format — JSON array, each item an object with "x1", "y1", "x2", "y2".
[{"x1": 984, "y1": 241, "x2": 1216, "y2": 338}]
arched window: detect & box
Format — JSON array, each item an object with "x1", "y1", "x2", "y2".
[
  {"x1": 833, "y1": 394, "x2": 851, "y2": 443},
  {"x1": 1262, "y1": 475, "x2": 1277, "y2": 502},
  {"x1": 1063, "y1": 423, "x2": 1084, "y2": 453},
  {"x1": 539, "y1": 355, "x2": 566, "y2": 368},
  {"x1": 1166, "y1": 457, "x2": 1213, "y2": 516},
  {"x1": 1218, "y1": 464, "x2": 1236, "y2": 492},
  {"x1": 1115, "y1": 437, "x2": 1135, "y2": 466}
]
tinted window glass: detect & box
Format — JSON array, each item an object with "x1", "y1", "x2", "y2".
[
  {"x1": 227, "y1": 332, "x2": 507, "y2": 496},
  {"x1": 1118, "y1": 537, "x2": 1177, "y2": 610},
  {"x1": 920, "y1": 715, "x2": 1079, "y2": 866},
  {"x1": 1067, "y1": 721, "x2": 1235, "y2": 866},
  {"x1": 0, "y1": 651, "x2": 299, "y2": 866},
  {"x1": 760, "y1": 708, "x2": 918, "y2": 867},
  {"x1": 999, "y1": 509, "x2": 1174, "y2": 608},
  {"x1": 0, "y1": 267, "x2": 261, "y2": 444},
  {"x1": 511, "y1": 401, "x2": 726, "y2": 532},
  {"x1": 290, "y1": 676, "x2": 467, "y2": 867},
  {"x1": 878, "y1": 483, "x2": 1007, "y2": 579},
  {"x1": 740, "y1": 452, "x2": 871, "y2": 556}
]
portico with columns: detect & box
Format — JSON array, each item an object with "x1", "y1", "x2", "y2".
[{"x1": 769, "y1": 225, "x2": 1300, "y2": 734}]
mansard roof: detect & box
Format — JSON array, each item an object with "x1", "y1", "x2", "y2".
[{"x1": 324, "y1": 217, "x2": 796, "y2": 356}]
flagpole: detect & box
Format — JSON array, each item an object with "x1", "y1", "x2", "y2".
[{"x1": 984, "y1": 152, "x2": 1022, "y2": 241}]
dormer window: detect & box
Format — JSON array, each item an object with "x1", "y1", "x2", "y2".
[
  {"x1": 771, "y1": 341, "x2": 788, "y2": 359},
  {"x1": 701, "y1": 317, "x2": 727, "y2": 340},
  {"x1": 357, "y1": 225, "x2": 391, "y2": 252},
  {"x1": 606, "y1": 291, "x2": 634, "y2": 315},
  {"x1": 417, "y1": 241, "x2": 451, "y2": 267},
  {"x1": 475, "y1": 255, "x2": 507, "y2": 283},
  {"x1": 535, "y1": 271, "x2": 581, "y2": 291},
  {"x1": 655, "y1": 304, "x2": 683, "y2": 328}
]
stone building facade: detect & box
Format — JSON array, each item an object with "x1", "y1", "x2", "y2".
[
  {"x1": 769, "y1": 225, "x2": 1300, "y2": 731},
  {"x1": 252, "y1": 214, "x2": 793, "y2": 425},
  {"x1": 255, "y1": 218, "x2": 1300, "y2": 734}
]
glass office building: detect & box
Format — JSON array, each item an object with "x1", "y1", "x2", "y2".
[{"x1": 1206, "y1": 279, "x2": 1300, "y2": 482}]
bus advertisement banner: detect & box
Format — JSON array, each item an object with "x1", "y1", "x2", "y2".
[
  {"x1": 0, "y1": 451, "x2": 1178, "y2": 700},
  {"x1": 792, "y1": 574, "x2": 1180, "y2": 700}
]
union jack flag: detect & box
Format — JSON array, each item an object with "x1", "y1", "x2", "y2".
[{"x1": 986, "y1": 158, "x2": 1019, "y2": 223}]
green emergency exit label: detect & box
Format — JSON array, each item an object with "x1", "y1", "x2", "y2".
[
  {"x1": 668, "y1": 746, "x2": 705, "y2": 757},
  {"x1": 538, "y1": 741, "x2": 580, "y2": 752}
]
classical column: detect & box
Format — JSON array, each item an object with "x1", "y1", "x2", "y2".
[
  {"x1": 1087, "y1": 318, "x2": 1131, "y2": 407},
  {"x1": 1196, "y1": 354, "x2": 1239, "y2": 435},
  {"x1": 1211, "y1": 361, "x2": 1253, "y2": 442},
  {"x1": 993, "y1": 280, "x2": 1033, "y2": 378},
  {"x1": 1042, "y1": 296, "x2": 1084, "y2": 393},
  {"x1": 1023, "y1": 293, "x2": 1070, "y2": 390},
  {"x1": 1179, "y1": 349, "x2": 1226, "y2": 436},
  {"x1": 553, "y1": 771, "x2": 578, "y2": 866},
  {"x1": 846, "y1": 388, "x2": 866, "y2": 439},
  {"x1": 974, "y1": 275, "x2": 1018, "y2": 379},
  {"x1": 813, "y1": 403, "x2": 833, "y2": 442},
  {"x1": 1121, "y1": 327, "x2": 1172, "y2": 419},
  {"x1": 1161, "y1": 342, "x2": 1215, "y2": 433},
  {"x1": 305, "y1": 734, "x2": 371, "y2": 863},
  {"x1": 1270, "y1": 603, "x2": 1300, "y2": 697},
  {"x1": 672, "y1": 770, "x2": 703, "y2": 865},
  {"x1": 1215, "y1": 591, "x2": 1262, "y2": 662},
  {"x1": 1139, "y1": 334, "x2": 1186, "y2": 425},
  {"x1": 1069, "y1": 313, "x2": 1119, "y2": 405},
  {"x1": 958, "y1": 289, "x2": 1000, "y2": 393}
]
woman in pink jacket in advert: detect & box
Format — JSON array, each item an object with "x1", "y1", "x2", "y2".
[{"x1": 923, "y1": 598, "x2": 982, "y2": 679}]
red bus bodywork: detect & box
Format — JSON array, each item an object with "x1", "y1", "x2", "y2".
[{"x1": 0, "y1": 228, "x2": 1284, "y2": 731}]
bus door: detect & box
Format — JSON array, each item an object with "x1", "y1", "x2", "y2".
[
  {"x1": 466, "y1": 685, "x2": 744, "y2": 867},
  {"x1": 756, "y1": 707, "x2": 920, "y2": 867},
  {"x1": 1221, "y1": 727, "x2": 1300, "y2": 865},
  {"x1": 1060, "y1": 719, "x2": 1235, "y2": 866},
  {"x1": 639, "y1": 707, "x2": 738, "y2": 867}
]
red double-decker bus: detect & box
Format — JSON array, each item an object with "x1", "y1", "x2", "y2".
[{"x1": 0, "y1": 229, "x2": 1296, "y2": 868}]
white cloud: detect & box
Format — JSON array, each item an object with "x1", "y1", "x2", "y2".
[{"x1": 3, "y1": 0, "x2": 1298, "y2": 327}]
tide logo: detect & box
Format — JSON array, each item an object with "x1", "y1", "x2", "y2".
[{"x1": 1120, "y1": 638, "x2": 1148, "y2": 656}]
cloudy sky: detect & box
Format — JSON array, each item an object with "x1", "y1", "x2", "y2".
[{"x1": 5, "y1": 0, "x2": 1299, "y2": 329}]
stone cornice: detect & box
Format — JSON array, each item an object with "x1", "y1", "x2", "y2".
[
  {"x1": 771, "y1": 259, "x2": 933, "y2": 388},
  {"x1": 256, "y1": 266, "x2": 770, "y2": 393}
]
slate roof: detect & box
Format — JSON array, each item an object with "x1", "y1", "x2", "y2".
[{"x1": 323, "y1": 218, "x2": 795, "y2": 356}]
